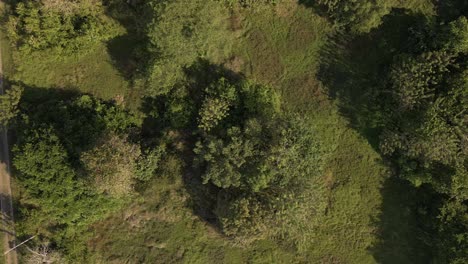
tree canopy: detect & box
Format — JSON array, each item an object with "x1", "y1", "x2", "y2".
[{"x1": 193, "y1": 78, "x2": 329, "y2": 239}]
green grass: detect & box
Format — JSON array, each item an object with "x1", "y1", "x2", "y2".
[
  {"x1": 88, "y1": 158, "x2": 299, "y2": 263},
  {"x1": 6, "y1": 1, "x2": 438, "y2": 263},
  {"x1": 233, "y1": 3, "x2": 332, "y2": 110},
  {"x1": 88, "y1": 4, "x2": 391, "y2": 262},
  {"x1": 9, "y1": 42, "x2": 142, "y2": 109}
]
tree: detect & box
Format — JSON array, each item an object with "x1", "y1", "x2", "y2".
[
  {"x1": 13, "y1": 93, "x2": 142, "y2": 259},
  {"x1": 378, "y1": 16, "x2": 468, "y2": 263},
  {"x1": 198, "y1": 98, "x2": 231, "y2": 132},
  {"x1": 380, "y1": 45, "x2": 466, "y2": 198},
  {"x1": 13, "y1": 127, "x2": 113, "y2": 243},
  {"x1": 20, "y1": 94, "x2": 141, "y2": 157},
  {"x1": 0, "y1": 85, "x2": 23, "y2": 126},
  {"x1": 389, "y1": 51, "x2": 454, "y2": 110},
  {"x1": 193, "y1": 78, "x2": 329, "y2": 239}
]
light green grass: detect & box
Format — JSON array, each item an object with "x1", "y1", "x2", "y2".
[
  {"x1": 7, "y1": 1, "x2": 436, "y2": 263},
  {"x1": 9, "y1": 42, "x2": 141, "y2": 108},
  {"x1": 89, "y1": 4, "x2": 390, "y2": 262},
  {"x1": 233, "y1": 3, "x2": 332, "y2": 109},
  {"x1": 88, "y1": 164, "x2": 299, "y2": 264}
]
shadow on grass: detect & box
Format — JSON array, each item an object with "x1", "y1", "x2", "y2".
[
  {"x1": 104, "y1": 0, "x2": 151, "y2": 81},
  {"x1": 309, "y1": 8, "x2": 437, "y2": 263},
  {"x1": 316, "y1": 9, "x2": 430, "y2": 149},
  {"x1": 370, "y1": 177, "x2": 434, "y2": 263},
  {"x1": 138, "y1": 59, "x2": 245, "y2": 228}
]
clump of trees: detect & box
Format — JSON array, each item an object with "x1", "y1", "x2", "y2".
[
  {"x1": 13, "y1": 127, "x2": 111, "y2": 257},
  {"x1": 11, "y1": 94, "x2": 153, "y2": 258},
  {"x1": 377, "y1": 15, "x2": 468, "y2": 263},
  {"x1": 380, "y1": 16, "x2": 467, "y2": 197},
  {"x1": 7, "y1": 0, "x2": 122, "y2": 54},
  {"x1": 192, "y1": 78, "x2": 328, "y2": 240}
]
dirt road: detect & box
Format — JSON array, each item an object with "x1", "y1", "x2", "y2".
[{"x1": 0, "y1": 27, "x2": 18, "y2": 264}]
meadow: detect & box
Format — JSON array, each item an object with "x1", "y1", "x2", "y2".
[{"x1": 1, "y1": 0, "x2": 453, "y2": 263}]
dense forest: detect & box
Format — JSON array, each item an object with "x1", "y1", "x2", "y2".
[{"x1": 0, "y1": 0, "x2": 466, "y2": 263}]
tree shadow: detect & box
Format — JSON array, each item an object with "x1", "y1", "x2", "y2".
[
  {"x1": 8, "y1": 79, "x2": 137, "y2": 169},
  {"x1": 317, "y1": 8, "x2": 430, "y2": 149},
  {"x1": 103, "y1": 0, "x2": 152, "y2": 81},
  {"x1": 370, "y1": 177, "x2": 435, "y2": 263},
  {"x1": 138, "y1": 59, "x2": 245, "y2": 228},
  {"x1": 311, "y1": 8, "x2": 441, "y2": 263},
  {"x1": 297, "y1": 0, "x2": 330, "y2": 20},
  {"x1": 437, "y1": 0, "x2": 468, "y2": 21}
]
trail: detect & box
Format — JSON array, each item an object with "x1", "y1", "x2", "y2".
[{"x1": 0, "y1": 22, "x2": 18, "y2": 264}]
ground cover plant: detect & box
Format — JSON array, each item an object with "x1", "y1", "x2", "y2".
[{"x1": 0, "y1": 0, "x2": 466, "y2": 263}]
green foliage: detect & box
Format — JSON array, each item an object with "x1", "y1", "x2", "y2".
[
  {"x1": 7, "y1": 0, "x2": 466, "y2": 262},
  {"x1": 380, "y1": 23, "x2": 467, "y2": 199},
  {"x1": 194, "y1": 78, "x2": 328, "y2": 239},
  {"x1": 373, "y1": 16, "x2": 468, "y2": 264},
  {"x1": 20, "y1": 94, "x2": 140, "y2": 155},
  {"x1": 317, "y1": 0, "x2": 391, "y2": 32},
  {"x1": 7, "y1": 0, "x2": 121, "y2": 54},
  {"x1": 433, "y1": 200, "x2": 468, "y2": 264},
  {"x1": 0, "y1": 85, "x2": 23, "y2": 126},
  {"x1": 12, "y1": 93, "x2": 142, "y2": 259},
  {"x1": 135, "y1": 145, "x2": 167, "y2": 182},
  {"x1": 215, "y1": 193, "x2": 269, "y2": 238},
  {"x1": 195, "y1": 126, "x2": 257, "y2": 189},
  {"x1": 444, "y1": 16, "x2": 468, "y2": 53},
  {"x1": 13, "y1": 127, "x2": 114, "y2": 256},
  {"x1": 388, "y1": 51, "x2": 454, "y2": 110},
  {"x1": 80, "y1": 133, "x2": 141, "y2": 197},
  {"x1": 198, "y1": 97, "x2": 231, "y2": 132},
  {"x1": 144, "y1": 0, "x2": 232, "y2": 95}
]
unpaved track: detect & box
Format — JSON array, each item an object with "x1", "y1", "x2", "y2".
[{"x1": 0, "y1": 22, "x2": 18, "y2": 264}]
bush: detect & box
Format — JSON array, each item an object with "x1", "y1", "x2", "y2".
[
  {"x1": 7, "y1": 0, "x2": 122, "y2": 54},
  {"x1": 81, "y1": 133, "x2": 141, "y2": 197},
  {"x1": 0, "y1": 85, "x2": 23, "y2": 126}
]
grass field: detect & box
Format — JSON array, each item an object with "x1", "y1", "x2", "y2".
[
  {"x1": 8, "y1": 41, "x2": 142, "y2": 110},
  {"x1": 4, "y1": 0, "x2": 437, "y2": 263},
  {"x1": 87, "y1": 3, "x2": 392, "y2": 263}
]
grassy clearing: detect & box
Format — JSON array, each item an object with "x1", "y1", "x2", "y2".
[
  {"x1": 5, "y1": 0, "x2": 438, "y2": 263},
  {"x1": 8, "y1": 41, "x2": 141, "y2": 109},
  {"x1": 232, "y1": 2, "x2": 332, "y2": 110},
  {"x1": 89, "y1": 3, "x2": 391, "y2": 262},
  {"x1": 88, "y1": 157, "x2": 299, "y2": 263}
]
